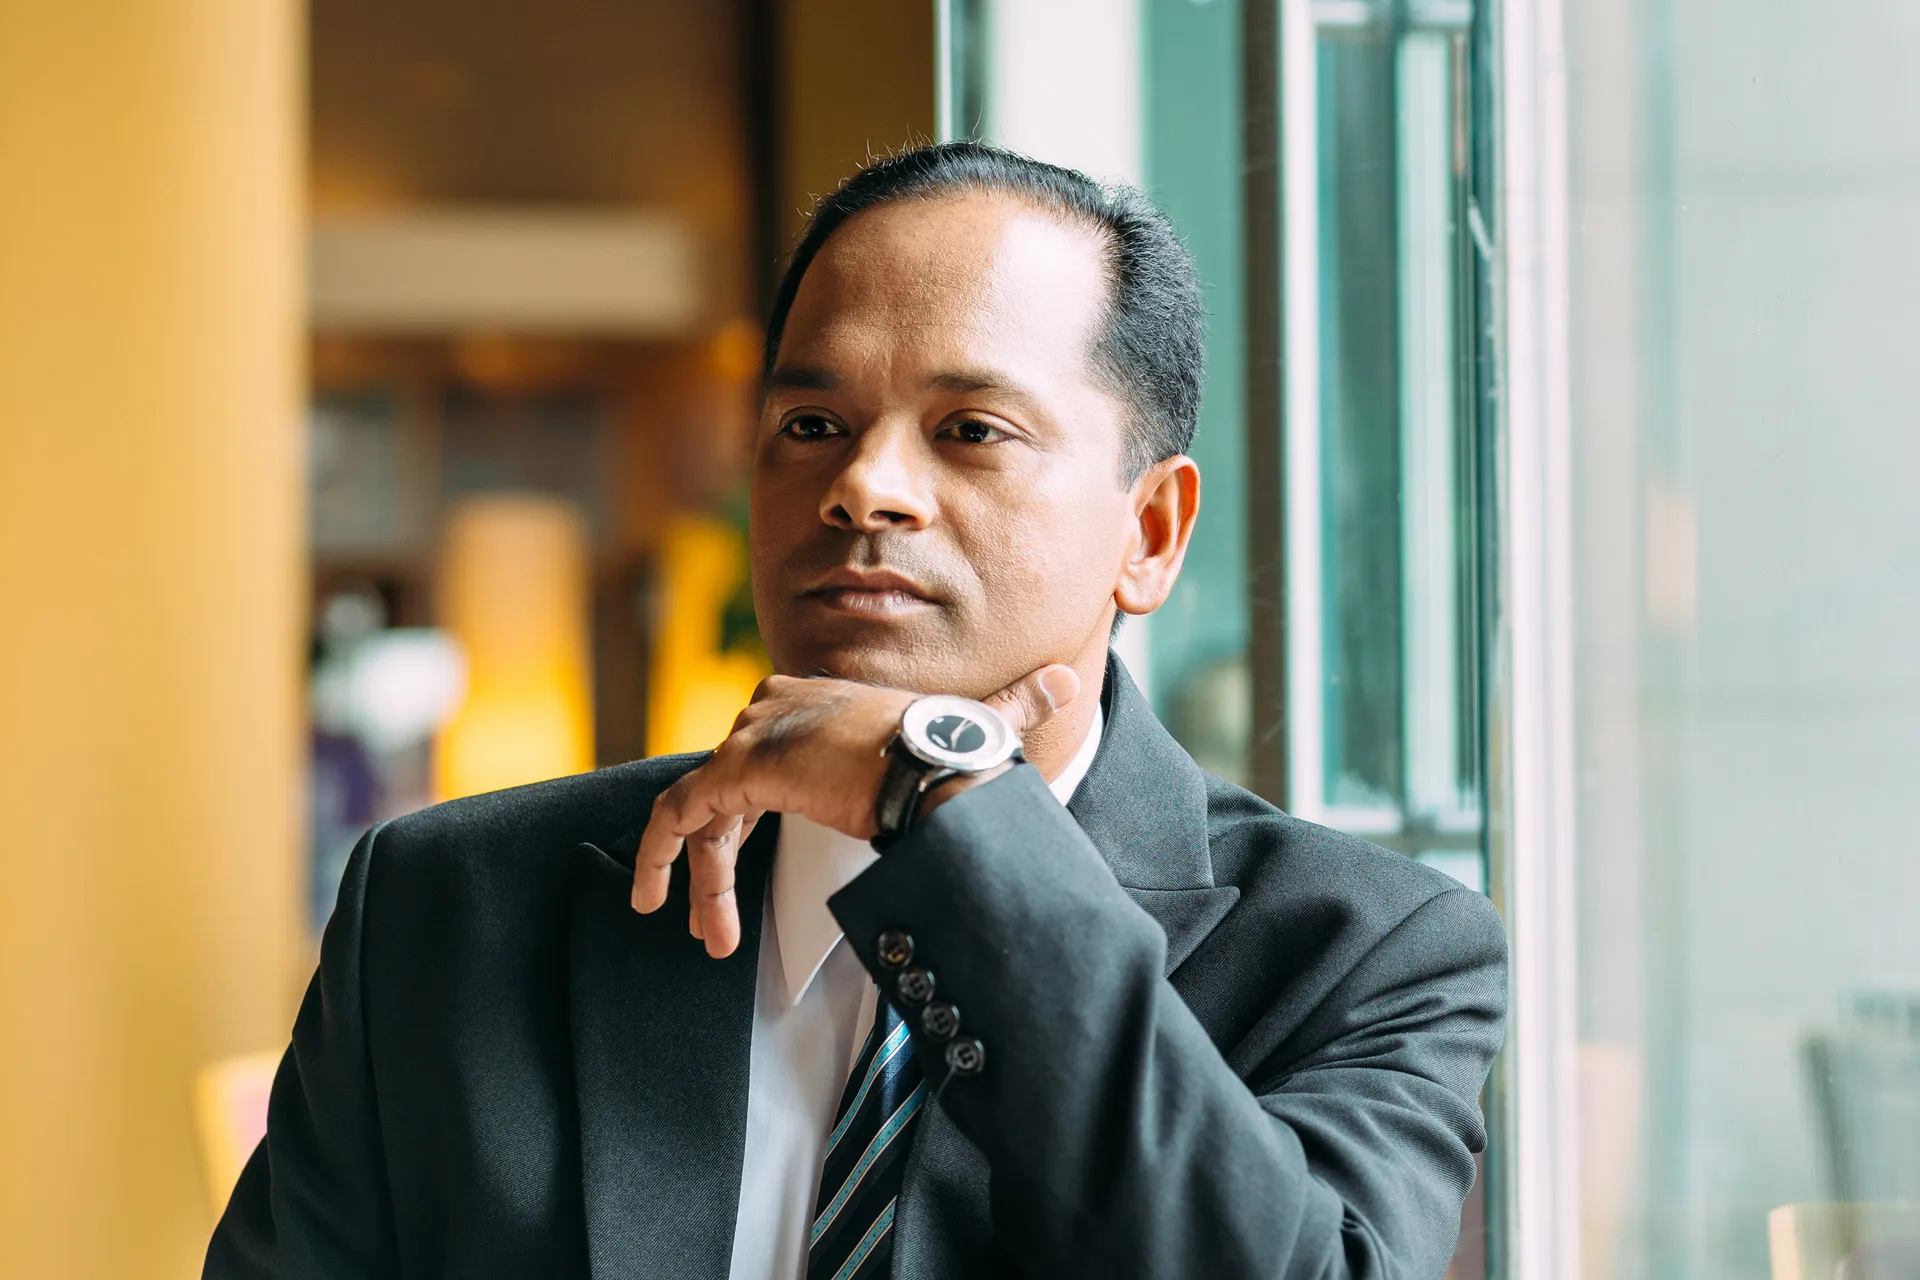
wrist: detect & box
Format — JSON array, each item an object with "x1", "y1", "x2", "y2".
[
  {"x1": 872, "y1": 694, "x2": 1023, "y2": 849},
  {"x1": 914, "y1": 760, "x2": 1014, "y2": 822}
]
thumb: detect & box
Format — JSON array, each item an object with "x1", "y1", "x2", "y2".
[{"x1": 983, "y1": 663, "x2": 1082, "y2": 739}]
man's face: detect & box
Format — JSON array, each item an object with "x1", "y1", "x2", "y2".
[{"x1": 750, "y1": 192, "x2": 1141, "y2": 698}]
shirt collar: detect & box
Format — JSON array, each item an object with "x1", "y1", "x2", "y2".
[
  {"x1": 771, "y1": 702, "x2": 1105, "y2": 1006},
  {"x1": 1047, "y1": 698, "x2": 1103, "y2": 804}
]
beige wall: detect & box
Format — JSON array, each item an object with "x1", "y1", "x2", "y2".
[{"x1": 0, "y1": 2, "x2": 305, "y2": 1276}]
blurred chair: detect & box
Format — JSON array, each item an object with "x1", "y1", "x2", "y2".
[
  {"x1": 1769, "y1": 1204, "x2": 1920, "y2": 1280},
  {"x1": 1806, "y1": 1000, "x2": 1920, "y2": 1203},
  {"x1": 1784, "y1": 996, "x2": 1920, "y2": 1278},
  {"x1": 192, "y1": 1050, "x2": 282, "y2": 1212}
]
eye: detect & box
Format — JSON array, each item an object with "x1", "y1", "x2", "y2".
[
  {"x1": 778, "y1": 414, "x2": 844, "y2": 441},
  {"x1": 942, "y1": 418, "x2": 1006, "y2": 445}
]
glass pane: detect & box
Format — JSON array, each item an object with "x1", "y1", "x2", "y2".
[
  {"x1": 937, "y1": 0, "x2": 991, "y2": 143},
  {"x1": 1316, "y1": 28, "x2": 1405, "y2": 816},
  {"x1": 1308, "y1": 16, "x2": 1483, "y2": 880},
  {"x1": 1564, "y1": 1, "x2": 1920, "y2": 1275},
  {"x1": 1144, "y1": 0, "x2": 1251, "y2": 787},
  {"x1": 1396, "y1": 30, "x2": 1475, "y2": 825}
]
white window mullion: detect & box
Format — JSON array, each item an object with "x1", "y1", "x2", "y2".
[
  {"x1": 1397, "y1": 31, "x2": 1465, "y2": 824},
  {"x1": 1281, "y1": 0, "x2": 1326, "y2": 822},
  {"x1": 1490, "y1": 0, "x2": 1582, "y2": 1273}
]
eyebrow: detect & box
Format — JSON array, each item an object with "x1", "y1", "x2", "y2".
[
  {"x1": 925, "y1": 369, "x2": 1014, "y2": 395},
  {"x1": 763, "y1": 365, "x2": 841, "y2": 392},
  {"x1": 927, "y1": 368, "x2": 1049, "y2": 424},
  {"x1": 763, "y1": 364, "x2": 1046, "y2": 418}
]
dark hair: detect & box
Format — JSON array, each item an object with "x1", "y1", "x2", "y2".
[{"x1": 762, "y1": 141, "x2": 1205, "y2": 480}]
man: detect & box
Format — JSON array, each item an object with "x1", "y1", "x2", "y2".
[{"x1": 207, "y1": 142, "x2": 1506, "y2": 1280}]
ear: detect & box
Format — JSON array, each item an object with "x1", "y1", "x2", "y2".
[{"x1": 1115, "y1": 454, "x2": 1200, "y2": 617}]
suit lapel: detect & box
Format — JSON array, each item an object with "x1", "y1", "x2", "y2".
[
  {"x1": 568, "y1": 818, "x2": 775, "y2": 1279},
  {"x1": 1120, "y1": 884, "x2": 1240, "y2": 976},
  {"x1": 1069, "y1": 655, "x2": 1240, "y2": 977}
]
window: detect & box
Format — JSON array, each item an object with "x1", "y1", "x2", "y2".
[{"x1": 1295, "y1": 0, "x2": 1485, "y2": 897}]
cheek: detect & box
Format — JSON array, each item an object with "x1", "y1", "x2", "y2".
[
  {"x1": 958, "y1": 473, "x2": 1128, "y2": 622},
  {"x1": 747, "y1": 481, "x2": 811, "y2": 615},
  {"x1": 749, "y1": 464, "x2": 818, "y2": 549}
]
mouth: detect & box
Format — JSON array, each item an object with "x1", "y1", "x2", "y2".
[{"x1": 799, "y1": 567, "x2": 940, "y2": 618}]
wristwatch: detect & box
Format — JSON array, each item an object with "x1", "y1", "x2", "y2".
[{"x1": 871, "y1": 694, "x2": 1024, "y2": 851}]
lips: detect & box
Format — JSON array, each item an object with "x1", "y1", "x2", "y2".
[{"x1": 799, "y1": 567, "x2": 939, "y2": 617}]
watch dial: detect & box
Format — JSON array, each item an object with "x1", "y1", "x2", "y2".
[
  {"x1": 901, "y1": 694, "x2": 1018, "y2": 771},
  {"x1": 926, "y1": 714, "x2": 987, "y2": 754}
]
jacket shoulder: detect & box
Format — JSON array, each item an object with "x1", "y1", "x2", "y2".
[
  {"x1": 338, "y1": 753, "x2": 710, "y2": 978},
  {"x1": 369, "y1": 752, "x2": 707, "y2": 884},
  {"x1": 1199, "y1": 770, "x2": 1504, "y2": 961},
  {"x1": 1192, "y1": 772, "x2": 1506, "y2": 1086}
]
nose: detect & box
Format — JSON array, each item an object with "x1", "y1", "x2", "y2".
[{"x1": 820, "y1": 423, "x2": 933, "y2": 532}]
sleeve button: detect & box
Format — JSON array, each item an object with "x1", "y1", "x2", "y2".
[
  {"x1": 920, "y1": 1001, "x2": 961, "y2": 1041},
  {"x1": 945, "y1": 1037, "x2": 986, "y2": 1077},
  {"x1": 896, "y1": 967, "x2": 935, "y2": 1006},
  {"x1": 875, "y1": 930, "x2": 914, "y2": 969}
]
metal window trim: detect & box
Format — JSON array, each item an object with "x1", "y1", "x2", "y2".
[
  {"x1": 936, "y1": 0, "x2": 957, "y2": 141},
  {"x1": 1279, "y1": 0, "x2": 1325, "y2": 819},
  {"x1": 1484, "y1": 0, "x2": 1582, "y2": 1274}
]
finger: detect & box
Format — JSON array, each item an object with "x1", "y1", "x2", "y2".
[
  {"x1": 686, "y1": 813, "x2": 744, "y2": 958},
  {"x1": 982, "y1": 663, "x2": 1082, "y2": 738},
  {"x1": 632, "y1": 768, "x2": 724, "y2": 913},
  {"x1": 689, "y1": 810, "x2": 760, "y2": 949}
]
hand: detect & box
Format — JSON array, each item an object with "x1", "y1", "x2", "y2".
[{"x1": 631, "y1": 664, "x2": 1082, "y2": 958}]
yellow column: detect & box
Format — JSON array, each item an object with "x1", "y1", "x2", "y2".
[{"x1": 0, "y1": 3, "x2": 304, "y2": 1277}]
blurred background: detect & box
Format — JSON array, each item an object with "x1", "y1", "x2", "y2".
[{"x1": 2, "y1": 1, "x2": 1917, "y2": 1277}]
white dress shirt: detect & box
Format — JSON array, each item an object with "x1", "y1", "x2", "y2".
[{"x1": 726, "y1": 706, "x2": 1104, "y2": 1280}]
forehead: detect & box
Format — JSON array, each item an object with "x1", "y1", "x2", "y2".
[{"x1": 775, "y1": 192, "x2": 1112, "y2": 386}]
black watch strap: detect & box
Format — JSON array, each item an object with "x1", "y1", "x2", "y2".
[
  {"x1": 871, "y1": 737, "x2": 1026, "y2": 854},
  {"x1": 871, "y1": 736, "x2": 956, "y2": 853}
]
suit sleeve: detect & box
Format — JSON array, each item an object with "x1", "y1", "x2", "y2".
[
  {"x1": 204, "y1": 826, "x2": 399, "y2": 1279},
  {"x1": 828, "y1": 766, "x2": 1507, "y2": 1280}
]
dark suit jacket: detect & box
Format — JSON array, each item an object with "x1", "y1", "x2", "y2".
[{"x1": 207, "y1": 656, "x2": 1507, "y2": 1279}]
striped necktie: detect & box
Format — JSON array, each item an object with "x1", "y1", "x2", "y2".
[{"x1": 807, "y1": 995, "x2": 925, "y2": 1280}]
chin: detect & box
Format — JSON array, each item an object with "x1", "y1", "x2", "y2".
[
  {"x1": 773, "y1": 635, "x2": 991, "y2": 699},
  {"x1": 786, "y1": 645, "x2": 936, "y2": 690}
]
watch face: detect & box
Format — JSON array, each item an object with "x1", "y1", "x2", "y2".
[{"x1": 900, "y1": 695, "x2": 1019, "y2": 772}]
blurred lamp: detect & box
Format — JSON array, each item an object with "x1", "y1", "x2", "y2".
[
  {"x1": 434, "y1": 495, "x2": 595, "y2": 800},
  {"x1": 647, "y1": 516, "x2": 769, "y2": 757},
  {"x1": 310, "y1": 623, "x2": 466, "y2": 749},
  {"x1": 346, "y1": 629, "x2": 468, "y2": 752}
]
